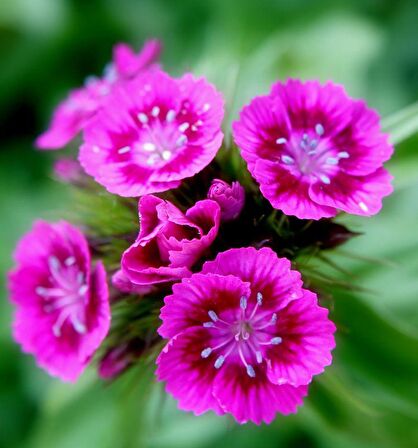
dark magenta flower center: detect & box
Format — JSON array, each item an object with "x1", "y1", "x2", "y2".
[
  {"x1": 114, "y1": 103, "x2": 206, "y2": 167},
  {"x1": 276, "y1": 123, "x2": 350, "y2": 184},
  {"x1": 201, "y1": 292, "x2": 282, "y2": 378}
]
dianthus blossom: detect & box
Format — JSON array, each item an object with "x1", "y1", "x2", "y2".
[
  {"x1": 121, "y1": 195, "x2": 221, "y2": 285},
  {"x1": 36, "y1": 40, "x2": 161, "y2": 150},
  {"x1": 233, "y1": 80, "x2": 393, "y2": 219},
  {"x1": 207, "y1": 179, "x2": 245, "y2": 221},
  {"x1": 8, "y1": 221, "x2": 110, "y2": 382},
  {"x1": 157, "y1": 247, "x2": 336, "y2": 424},
  {"x1": 79, "y1": 70, "x2": 224, "y2": 196}
]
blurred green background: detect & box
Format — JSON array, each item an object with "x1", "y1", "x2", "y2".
[{"x1": 1, "y1": 0, "x2": 418, "y2": 447}]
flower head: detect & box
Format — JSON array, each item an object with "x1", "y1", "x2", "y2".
[
  {"x1": 8, "y1": 221, "x2": 110, "y2": 382},
  {"x1": 79, "y1": 70, "x2": 224, "y2": 196},
  {"x1": 157, "y1": 247, "x2": 336, "y2": 424},
  {"x1": 53, "y1": 158, "x2": 83, "y2": 183},
  {"x1": 113, "y1": 39, "x2": 162, "y2": 78},
  {"x1": 208, "y1": 179, "x2": 245, "y2": 221},
  {"x1": 121, "y1": 195, "x2": 220, "y2": 285},
  {"x1": 36, "y1": 40, "x2": 161, "y2": 150},
  {"x1": 233, "y1": 80, "x2": 393, "y2": 219}
]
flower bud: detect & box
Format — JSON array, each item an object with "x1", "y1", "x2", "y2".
[
  {"x1": 53, "y1": 158, "x2": 82, "y2": 183},
  {"x1": 207, "y1": 179, "x2": 245, "y2": 221}
]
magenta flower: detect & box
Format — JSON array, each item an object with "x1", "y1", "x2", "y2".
[
  {"x1": 207, "y1": 179, "x2": 245, "y2": 221},
  {"x1": 98, "y1": 343, "x2": 131, "y2": 380},
  {"x1": 8, "y1": 221, "x2": 111, "y2": 382},
  {"x1": 113, "y1": 39, "x2": 162, "y2": 78},
  {"x1": 79, "y1": 70, "x2": 224, "y2": 196},
  {"x1": 121, "y1": 195, "x2": 220, "y2": 285},
  {"x1": 36, "y1": 40, "x2": 161, "y2": 150},
  {"x1": 112, "y1": 269, "x2": 155, "y2": 295},
  {"x1": 157, "y1": 247, "x2": 336, "y2": 424},
  {"x1": 53, "y1": 158, "x2": 83, "y2": 183},
  {"x1": 233, "y1": 80, "x2": 393, "y2": 219}
]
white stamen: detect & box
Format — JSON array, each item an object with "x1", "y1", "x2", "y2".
[
  {"x1": 146, "y1": 155, "x2": 158, "y2": 165},
  {"x1": 203, "y1": 322, "x2": 215, "y2": 328},
  {"x1": 208, "y1": 310, "x2": 218, "y2": 322},
  {"x1": 276, "y1": 137, "x2": 287, "y2": 145},
  {"x1": 256, "y1": 351, "x2": 263, "y2": 364},
  {"x1": 191, "y1": 125, "x2": 198, "y2": 132},
  {"x1": 257, "y1": 292, "x2": 263, "y2": 306},
  {"x1": 315, "y1": 123, "x2": 325, "y2": 136},
  {"x1": 77, "y1": 272, "x2": 84, "y2": 284},
  {"x1": 202, "y1": 103, "x2": 210, "y2": 112},
  {"x1": 78, "y1": 284, "x2": 88, "y2": 295},
  {"x1": 359, "y1": 201, "x2": 369, "y2": 212},
  {"x1": 166, "y1": 109, "x2": 176, "y2": 122},
  {"x1": 176, "y1": 135, "x2": 188, "y2": 147},
  {"x1": 310, "y1": 139, "x2": 318, "y2": 148},
  {"x1": 326, "y1": 157, "x2": 339, "y2": 165},
  {"x1": 178, "y1": 122, "x2": 190, "y2": 132},
  {"x1": 246, "y1": 365, "x2": 256, "y2": 378},
  {"x1": 138, "y1": 113, "x2": 148, "y2": 124},
  {"x1": 162, "y1": 150, "x2": 172, "y2": 161},
  {"x1": 201, "y1": 348, "x2": 212, "y2": 358},
  {"x1": 143, "y1": 142, "x2": 156, "y2": 152},
  {"x1": 320, "y1": 174, "x2": 331, "y2": 185},
  {"x1": 271, "y1": 336, "x2": 283, "y2": 345},
  {"x1": 72, "y1": 317, "x2": 87, "y2": 334},
  {"x1": 214, "y1": 355, "x2": 225, "y2": 369},
  {"x1": 282, "y1": 155, "x2": 294, "y2": 165},
  {"x1": 48, "y1": 256, "x2": 60, "y2": 271},
  {"x1": 302, "y1": 133, "x2": 309, "y2": 141},
  {"x1": 271, "y1": 313, "x2": 278, "y2": 324},
  {"x1": 118, "y1": 146, "x2": 130, "y2": 154},
  {"x1": 240, "y1": 296, "x2": 247, "y2": 310},
  {"x1": 151, "y1": 106, "x2": 160, "y2": 117},
  {"x1": 65, "y1": 256, "x2": 76, "y2": 266},
  {"x1": 338, "y1": 151, "x2": 349, "y2": 159},
  {"x1": 36, "y1": 286, "x2": 48, "y2": 296}
]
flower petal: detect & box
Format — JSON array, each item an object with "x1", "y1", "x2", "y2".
[
  {"x1": 266, "y1": 289, "x2": 336, "y2": 387},
  {"x1": 156, "y1": 328, "x2": 224, "y2": 416},
  {"x1": 213, "y1": 362, "x2": 308, "y2": 424}
]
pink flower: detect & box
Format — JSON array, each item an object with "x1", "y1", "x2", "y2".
[
  {"x1": 207, "y1": 179, "x2": 245, "y2": 221},
  {"x1": 121, "y1": 195, "x2": 221, "y2": 286},
  {"x1": 233, "y1": 80, "x2": 393, "y2": 219},
  {"x1": 53, "y1": 158, "x2": 83, "y2": 183},
  {"x1": 8, "y1": 221, "x2": 111, "y2": 382},
  {"x1": 36, "y1": 40, "x2": 161, "y2": 150},
  {"x1": 79, "y1": 70, "x2": 224, "y2": 196},
  {"x1": 112, "y1": 269, "x2": 155, "y2": 295},
  {"x1": 157, "y1": 247, "x2": 336, "y2": 424},
  {"x1": 113, "y1": 39, "x2": 162, "y2": 78},
  {"x1": 98, "y1": 343, "x2": 132, "y2": 380}
]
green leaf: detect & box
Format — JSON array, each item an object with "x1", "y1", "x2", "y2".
[{"x1": 382, "y1": 101, "x2": 418, "y2": 145}]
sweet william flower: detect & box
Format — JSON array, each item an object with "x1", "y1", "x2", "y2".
[
  {"x1": 233, "y1": 80, "x2": 393, "y2": 219},
  {"x1": 121, "y1": 195, "x2": 221, "y2": 285},
  {"x1": 79, "y1": 70, "x2": 224, "y2": 196},
  {"x1": 53, "y1": 158, "x2": 83, "y2": 183},
  {"x1": 36, "y1": 40, "x2": 161, "y2": 150},
  {"x1": 157, "y1": 247, "x2": 336, "y2": 424},
  {"x1": 208, "y1": 179, "x2": 245, "y2": 221},
  {"x1": 8, "y1": 221, "x2": 110, "y2": 382}
]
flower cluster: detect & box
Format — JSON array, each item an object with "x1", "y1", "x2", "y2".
[{"x1": 8, "y1": 39, "x2": 394, "y2": 424}]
